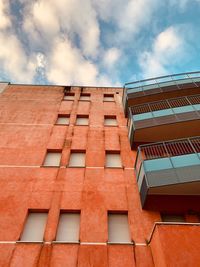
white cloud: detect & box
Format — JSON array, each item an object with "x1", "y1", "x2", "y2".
[
  {"x1": 119, "y1": 0, "x2": 160, "y2": 36},
  {"x1": 103, "y1": 48, "x2": 121, "y2": 68},
  {"x1": 0, "y1": 32, "x2": 36, "y2": 82},
  {"x1": 23, "y1": 0, "x2": 100, "y2": 57},
  {"x1": 0, "y1": 0, "x2": 198, "y2": 86},
  {"x1": 0, "y1": 0, "x2": 11, "y2": 29},
  {"x1": 46, "y1": 37, "x2": 98, "y2": 85},
  {"x1": 169, "y1": 0, "x2": 200, "y2": 10},
  {"x1": 138, "y1": 26, "x2": 184, "y2": 78}
]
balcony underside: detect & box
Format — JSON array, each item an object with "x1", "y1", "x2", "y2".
[
  {"x1": 131, "y1": 117, "x2": 200, "y2": 147},
  {"x1": 140, "y1": 165, "x2": 200, "y2": 211},
  {"x1": 124, "y1": 82, "x2": 200, "y2": 116}
]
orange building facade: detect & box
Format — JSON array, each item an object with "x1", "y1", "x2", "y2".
[{"x1": 0, "y1": 73, "x2": 200, "y2": 267}]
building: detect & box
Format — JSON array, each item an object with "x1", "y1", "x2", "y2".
[{"x1": 0, "y1": 72, "x2": 200, "y2": 266}]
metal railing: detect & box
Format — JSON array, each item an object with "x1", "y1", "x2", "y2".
[
  {"x1": 124, "y1": 71, "x2": 200, "y2": 93},
  {"x1": 134, "y1": 136, "x2": 200, "y2": 174},
  {"x1": 130, "y1": 94, "x2": 200, "y2": 115}
]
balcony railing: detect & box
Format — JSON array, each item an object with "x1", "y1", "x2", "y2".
[
  {"x1": 127, "y1": 94, "x2": 200, "y2": 146},
  {"x1": 130, "y1": 94, "x2": 200, "y2": 117},
  {"x1": 124, "y1": 71, "x2": 200, "y2": 93},
  {"x1": 135, "y1": 136, "x2": 200, "y2": 209},
  {"x1": 123, "y1": 71, "x2": 200, "y2": 115},
  {"x1": 135, "y1": 136, "x2": 200, "y2": 175}
]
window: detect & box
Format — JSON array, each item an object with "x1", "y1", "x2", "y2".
[
  {"x1": 104, "y1": 94, "x2": 114, "y2": 102},
  {"x1": 68, "y1": 151, "x2": 86, "y2": 167},
  {"x1": 104, "y1": 116, "x2": 117, "y2": 126},
  {"x1": 161, "y1": 214, "x2": 185, "y2": 222},
  {"x1": 43, "y1": 150, "x2": 62, "y2": 167},
  {"x1": 56, "y1": 115, "x2": 69, "y2": 125},
  {"x1": 64, "y1": 93, "x2": 75, "y2": 100},
  {"x1": 56, "y1": 212, "x2": 80, "y2": 242},
  {"x1": 108, "y1": 213, "x2": 131, "y2": 243},
  {"x1": 76, "y1": 115, "x2": 89, "y2": 126},
  {"x1": 20, "y1": 212, "x2": 48, "y2": 241},
  {"x1": 106, "y1": 152, "x2": 122, "y2": 168},
  {"x1": 80, "y1": 93, "x2": 90, "y2": 101}
]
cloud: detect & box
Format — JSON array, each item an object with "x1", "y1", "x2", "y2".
[
  {"x1": 138, "y1": 26, "x2": 184, "y2": 78},
  {"x1": 0, "y1": 0, "x2": 11, "y2": 29},
  {"x1": 118, "y1": 0, "x2": 160, "y2": 36},
  {"x1": 102, "y1": 47, "x2": 122, "y2": 68},
  {"x1": 22, "y1": 0, "x2": 100, "y2": 57},
  {"x1": 0, "y1": 31, "x2": 37, "y2": 83},
  {"x1": 46, "y1": 37, "x2": 98, "y2": 85},
  {"x1": 169, "y1": 0, "x2": 200, "y2": 10},
  {"x1": 0, "y1": 0, "x2": 199, "y2": 86}
]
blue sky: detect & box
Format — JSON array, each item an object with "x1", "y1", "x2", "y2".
[{"x1": 0, "y1": 0, "x2": 200, "y2": 86}]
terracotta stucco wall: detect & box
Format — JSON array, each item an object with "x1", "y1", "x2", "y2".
[{"x1": 1, "y1": 84, "x2": 199, "y2": 266}]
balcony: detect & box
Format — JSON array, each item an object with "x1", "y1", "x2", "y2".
[
  {"x1": 123, "y1": 71, "x2": 200, "y2": 116},
  {"x1": 135, "y1": 137, "x2": 200, "y2": 211},
  {"x1": 149, "y1": 223, "x2": 200, "y2": 266},
  {"x1": 128, "y1": 94, "x2": 200, "y2": 148}
]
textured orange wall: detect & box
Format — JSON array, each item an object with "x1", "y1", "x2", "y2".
[{"x1": 0, "y1": 84, "x2": 199, "y2": 266}]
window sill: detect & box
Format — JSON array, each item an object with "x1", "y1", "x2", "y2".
[
  {"x1": 105, "y1": 166, "x2": 124, "y2": 169},
  {"x1": 104, "y1": 125, "x2": 118, "y2": 127},
  {"x1": 107, "y1": 241, "x2": 134, "y2": 245},
  {"x1": 52, "y1": 241, "x2": 80, "y2": 244},
  {"x1": 17, "y1": 241, "x2": 44, "y2": 244},
  {"x1": 41, "y1": 165, "x2": 60, "y2": 168},
  {"x1": 55, "y1": 124, "x2": 69, "y2": 126},
  {"x1": 67, "y1": 166, "x2": 85, "y2": 168}
]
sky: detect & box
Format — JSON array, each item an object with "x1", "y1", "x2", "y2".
[{"x1": 0, "y1": 0, "x2": 200, "y2": 87}]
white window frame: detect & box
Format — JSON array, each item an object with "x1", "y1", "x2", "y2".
[
  {"x1": 104, "y1": 116, "x2": 118, "y2": 126},
  {"x1": 108, "y1": 213, "x2": 131, "y2": 243},
  {"x1": 80, "y1": 94, "x2": 90, "y2": 101},
  {"x1": 104, "y1": 94, "x2": 114, "y2": 102},
  {"x1": 76, "y1": 115, "x2": 89, "y2": 126},
  {"x1": 64, "y1": 93, "x2": 75, "y2": 101},
  {"x1": 20, "y1": 212, "x2": 48, "y2": 242},
  {"x1": 105, "y1": 152, "x2": 122, "y2": 168},
  {"x1": 56, "y1": 115, "x2": 70, "y2": 125},
  {"x1": 43, "y1": 150, "x2": 62, "y2": 167},
  {"x1": 56, "y1": 212, "x2": 80, "y2": 242},
  {"x1": 68, "y1": 151, "x2": 86, "y2": 167}
]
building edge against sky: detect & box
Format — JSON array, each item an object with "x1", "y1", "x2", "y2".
[{"x1": 0, "y1": 72, "x2": 200, "y2": 266}]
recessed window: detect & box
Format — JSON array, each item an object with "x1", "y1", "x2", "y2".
[
  {"x1": 108, "y1": 213, "x2": 131, "y2": 243},
  {"x1": 56, "y1": 212, "x2": 80, "y2": 242},
  {"x1": 80, "y1": 93, "x2": 90, "y2": 101},
  {"x1": 76, "y1": 115, "x2": 89, "y2": 126},
  {"x1": 106, "y1": 152, "x2": 122, "y2": 168},
  {"x1": 104, "y1": 94, "x2": 114, "y2": 102},
  {"x1": 20, "y1": 212, "x2": 48, "y2": 241},
  {"x1": 64, "y1": 93, "x2": 75, "y2": 101},
  {"x1": 43, "y1": 150, "x2": 62, "y2": 167},
  {"x1": 56, "y1": 115, "x2": 70, "y2": 125},
  {"x1": 68, "y1": 151, "x2": 86, "y2": 167},
  {"x1": 104, "y1": 116, "x2": 117, "y2": 126},
  {"x1": 161, "y1": 214, "x2": 185, "y2": 222}
]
